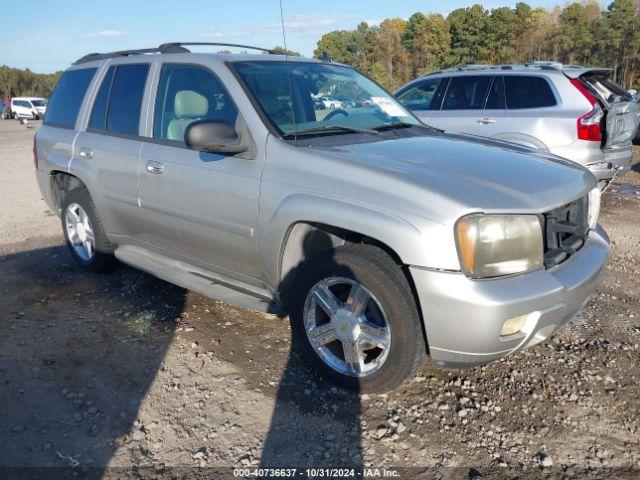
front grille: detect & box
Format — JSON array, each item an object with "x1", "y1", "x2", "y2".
[{"x1": 543, "y1": 196, "x2": 589, "y2": 268}]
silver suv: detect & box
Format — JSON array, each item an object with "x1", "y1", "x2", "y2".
[
  {"x1": 35, "y1": 44, "x2": 610, "y2": 392},
  {"x1": 395, "y1": 63, "x2": 638, "y2": 186}
]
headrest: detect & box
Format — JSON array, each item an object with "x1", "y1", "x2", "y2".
[{"x1": 174, "y1": 90, "x2": 208, "y2": 117}]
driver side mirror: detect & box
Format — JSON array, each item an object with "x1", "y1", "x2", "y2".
[
  {"x1": 185, "y1": 120, "x2": 247, "y2": 154},
  {"x1": 629, "y1": 89, "x2": 637, "y2": 100}
]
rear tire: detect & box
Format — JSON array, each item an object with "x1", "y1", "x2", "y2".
[
  {"x1": 290, "y1": 243, "x2": 426, "y2": 393},
  {"x1": 61, "y1": 188, "x2": 115, "y2": 273}
]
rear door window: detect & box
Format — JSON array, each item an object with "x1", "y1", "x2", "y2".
[
  {"x1": 485, "y1": 76, "x2": 505, "y2": 109},
  {"x1": 396, "y1": 78, "x2": 442, "y2": 111},
  {"x1": 153, "y1": 63, "x2": 238, "y2": 142},
  {"x1": 104, "y1": 64, "x2": 150, "y2": 136},
  {"x1": 442, "y1": 76, "x2": 492, "y2": 110},
  {"x1": 89, "y1": 66, "x2": 115, "y2": 130},
  {"x1": 44, "y1": 68, "x2": 97, "y2": 128},
  {"x1": 505, "y1": 76, "x2": 556, "y2": 109}
]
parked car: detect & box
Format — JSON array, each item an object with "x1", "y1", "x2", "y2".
[
  {"x1": 321, "y1": 97, "x2": 344, "y2": 109},
  {"x1": 0, "y1": 99, "x2": 12, "y2": 119},
  {"x1": 11, "y1": 97, "x2": 47, "y2": 120},
  {"x1": 395, "y1": 63, "x2": 639, "y2": 188},
  {"x1": 35, "y1": 44, "x2": 609, "y2": 392}
]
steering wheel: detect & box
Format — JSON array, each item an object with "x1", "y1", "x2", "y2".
[{"x1": 323, "y1": 109, "x2": 349, "y2": 122}]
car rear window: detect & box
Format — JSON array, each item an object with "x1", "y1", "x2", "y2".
[
  {"x1": 442, "y1": 76, "x2": 491, "y2": 110},
  {"x1": 504, "y1": 75, "x2": 556, "y2": 109},
  {"x1": 101, "y1": 64, "x2": 150, "y2": 136},
  {"x1": 44, "y1": 68, "x2": 97, "y2": 128}
]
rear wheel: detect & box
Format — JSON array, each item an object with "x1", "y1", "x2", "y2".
[
  {"x1": 290, "y1": 244, "x2": 426, "y2": 393},
  {"x1": 61, "y1": 188, "x2": 115, "y2": 273}
]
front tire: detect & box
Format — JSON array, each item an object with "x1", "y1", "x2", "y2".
[
  {"x1": 61, "y1": 188, "x2": 115, "y2": 273},
  {"x1": 290, "y1": 244, "x2": 426, "y2": 393}
]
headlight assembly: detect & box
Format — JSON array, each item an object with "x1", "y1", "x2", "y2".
[
  {"x1": 455, "y1": 214, "x2": 544, "y2": 278},
  {"x1": 587, "y1": 187, "x2": 601, "y2": 230}
]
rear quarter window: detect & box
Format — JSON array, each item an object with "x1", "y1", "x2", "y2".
[
  {"x1": 44, "y1": 68, "x2": 97, "y2": 128},
  {"x1": 505, "y1": 75, "x2": 557, "y2": 109}
]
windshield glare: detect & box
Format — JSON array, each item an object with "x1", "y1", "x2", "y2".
[{"x1": 233, "y1": 61, "x2": 420, "y2": 135}]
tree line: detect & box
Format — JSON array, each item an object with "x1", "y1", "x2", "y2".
[
  {"x1": 314, "y1": 0, "x2": 640, "y2": 91},
  {"x1": 0, "y1": 66, "x2": 62, "y2": 99}
]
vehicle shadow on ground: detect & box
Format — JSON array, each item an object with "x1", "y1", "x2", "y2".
[
  {"x1": 260, "y1": 231, "x2": 363, "y2": 474},
  {"x1": 0, "y1": 235, "x2": 364, "y2": 478},
  {"x1": 0, "y1": 242, "x2": 186, "y2": 478}
]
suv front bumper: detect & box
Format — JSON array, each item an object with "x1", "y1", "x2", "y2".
[{"x1": 410, "y1": 226, "x2": 610, "y2": 368}]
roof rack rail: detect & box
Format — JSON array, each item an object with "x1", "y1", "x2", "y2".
[
  {"x1": 74, "y1": 42, "x2": 278, "y2": 65},
  {"x1": 159, "y1": 42, "x2": 278, "y2": 55}
]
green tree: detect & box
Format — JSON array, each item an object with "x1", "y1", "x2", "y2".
[
  {"x1": 554, "y1": 3, "x2": 596, "y2": 64},
  {"x1": 447, "y1": 5, "x2": 490, "y2": 65},
  {"x1": 486, "y1": 6, "x2": 519, "y2": 63},
  {"x1": 403, "y1": 13, "x2": 451, "y2": 75}
]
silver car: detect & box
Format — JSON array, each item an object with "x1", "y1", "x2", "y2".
[
  {"x1": 35, "y1": 44, "x2": 610, "y2": 392},
  {"x1": 395, "y1": 63, "x2": 638, "y2": 187}
]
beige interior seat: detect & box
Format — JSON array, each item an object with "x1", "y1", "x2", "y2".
[{"x1": 167, "y1": 90, "x2": 209, "y2": 141}]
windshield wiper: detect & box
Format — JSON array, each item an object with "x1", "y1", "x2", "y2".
[
  {"x1": 283, "y1": 125, "x2": 381, "y2": 139},
  {"x1": 372, "y1": 121, "x2": 422, "y2": 131}
]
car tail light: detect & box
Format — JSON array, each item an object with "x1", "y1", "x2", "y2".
[
  {"x1": 33, "y1": 135, "x2": 38, "y2": 169},
  {"x1": 571, "y1": 78, "x2": 603, "y2": 142}
]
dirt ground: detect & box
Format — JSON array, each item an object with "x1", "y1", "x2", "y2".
[{"x1": 0, "y1": 119, "x2": 639, "y2": 479}]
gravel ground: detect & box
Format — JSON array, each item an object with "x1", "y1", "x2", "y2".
[{"x1": 0, "y1": 120, "x2": 639, "y2": 479}]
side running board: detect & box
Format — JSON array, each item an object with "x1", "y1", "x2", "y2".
[{"x1": 114, "y1": 245, "x2": 283, "y2": 314}]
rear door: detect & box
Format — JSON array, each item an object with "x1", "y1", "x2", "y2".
[
  {"x1": 428, "y1": 74, "x2": 504, "y2": 137},
  {"x1": 502, "y1": 74, "x2": 563, "y2": 149},
  {"x1": 37, "y1": 66, "x2": 98, "y2": 184},
  {"x1": 73, "y1": 61, "x2": 151, "y2": 237}
]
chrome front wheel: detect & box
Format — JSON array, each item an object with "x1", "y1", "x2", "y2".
[{"x1": 303, "y1": 277, "x2": 391, "y2": 377}]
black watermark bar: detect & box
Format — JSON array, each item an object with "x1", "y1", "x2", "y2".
[{"x1": 1, "y1": 466, "x2": 640, "y2": 480}]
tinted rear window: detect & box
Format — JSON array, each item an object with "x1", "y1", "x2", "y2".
[
  {"x1": 442, "y1": 76, "x2": 491, "y2": 110},
  {"x1": 485, "y1": 76, "x2": 505, "y2": 109},
  {"x1": 505, "y1": 76, "x2": 556, "y2": 109},
  {"x1": 89, "y1": 66, "x2": 115, "y2": 130},
  {"x1": 105, "y1": 64, "x2": 150, "y2": 136},
  {"x1": 44, "y1": 68, "x2": 96, "y2": 127}
]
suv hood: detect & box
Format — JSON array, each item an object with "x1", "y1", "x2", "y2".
[{"x1": 314, "y1": 132, "x2": 595, "y2": 215}]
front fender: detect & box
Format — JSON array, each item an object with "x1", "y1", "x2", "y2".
[{"x1": 258, "y1": 192, "x2": 460, "y2": 289}]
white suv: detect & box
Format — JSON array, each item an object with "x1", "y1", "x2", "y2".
[
  {"x1": 11, "y1": 97, "x2": 47, "y2": 120},
  {"x1": 395, "y1": 63, "x2": 639, "y2": 186}
]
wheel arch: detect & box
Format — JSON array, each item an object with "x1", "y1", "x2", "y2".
[{"x1": 49, "y1": 170, "x2": 89, "y2": 211}]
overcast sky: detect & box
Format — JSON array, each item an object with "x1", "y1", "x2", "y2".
[{"x1": 1, "y1": 0, "x2": 607, "y2": 73}]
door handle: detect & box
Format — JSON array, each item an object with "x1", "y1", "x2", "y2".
[
  {"x1": 146, "y1": 160, "x2": 165, "y2": 174},
  {"x1": 79, "y1": 147, "x2": 93, "y2": 159},
  {"x1": 477, "y1": 117, "x2": 496, "y2": 124}
]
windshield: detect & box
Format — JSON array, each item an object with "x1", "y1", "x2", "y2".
[
  {"x1": 232, "y1": 61, "x2": 421, "y2": 136},
  {"x1": 31, "y1": 99, "x2": 46, "y2": 107}
]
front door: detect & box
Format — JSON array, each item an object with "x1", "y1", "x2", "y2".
[{"x1": 138, "y1": 63, "x2": 262, "y2": 278}]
